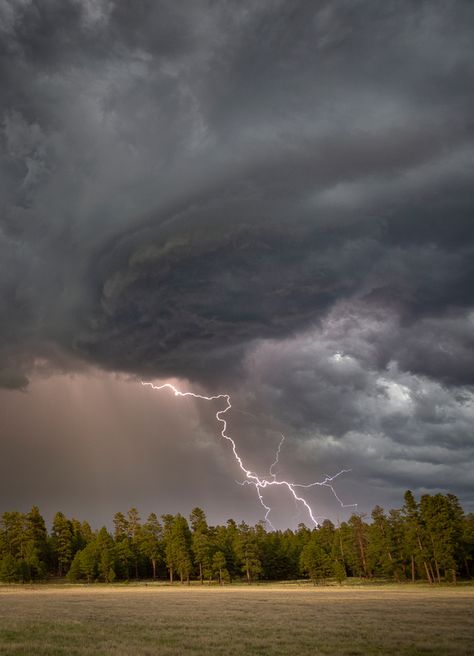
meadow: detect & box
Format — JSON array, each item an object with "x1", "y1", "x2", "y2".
[{"x1": 0, "y1": 583, "x2": 473, "y2": 655}]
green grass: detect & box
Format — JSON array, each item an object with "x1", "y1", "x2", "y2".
[{"x1": 0, "y1": 583, "x2": 473, "y2": 655}]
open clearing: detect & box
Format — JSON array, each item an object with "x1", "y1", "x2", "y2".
[{"x1": 0, "y1": 584, "x2": 473, "y2": 655}]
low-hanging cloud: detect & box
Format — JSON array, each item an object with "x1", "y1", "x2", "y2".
[{"x1": 1, "y1": 0, "x2": 473, "y2": 516}]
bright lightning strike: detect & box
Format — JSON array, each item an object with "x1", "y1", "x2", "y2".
[{"x1": 141, "y1": 380, "x2": 356, "y2": 528}]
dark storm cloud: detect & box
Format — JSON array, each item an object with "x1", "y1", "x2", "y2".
[
  {"x1": 238, "y1": 303, "x2": 474, "y2": 509},
  {"x1": 0, "y1": 0, "x2": 474, "y2": 517}
]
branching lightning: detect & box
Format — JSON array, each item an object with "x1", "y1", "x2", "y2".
[{"x1": 141, "y1": 380, "x2": 356, "y2": 528}]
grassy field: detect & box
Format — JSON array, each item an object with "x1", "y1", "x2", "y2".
[{"x1": 0, "y1": 583, "x2": 473, "y2": 655}]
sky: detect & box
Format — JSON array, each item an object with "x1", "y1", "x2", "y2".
[{"x1": 0, "y1": 0, "x2": 473, "y2": 529}]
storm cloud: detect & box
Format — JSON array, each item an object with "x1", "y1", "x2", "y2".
[{"x1": 1, "y1": 1, "x2": 473, "y2": 523}]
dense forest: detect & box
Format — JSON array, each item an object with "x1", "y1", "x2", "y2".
[{"x1": 1, "y1": 491, "x2": 473, "y2": 585}]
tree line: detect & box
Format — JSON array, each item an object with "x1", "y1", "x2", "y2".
[{"x1": 1, "y1": 491, "x2": 473, "y2": 584}]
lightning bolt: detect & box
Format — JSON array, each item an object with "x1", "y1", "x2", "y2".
[
  {"x1": 269, "y1": 435, "x2": 285, "y2": 480},
  {"x1": 141, "y1": 380, "x2": 356, "y2": 528}
]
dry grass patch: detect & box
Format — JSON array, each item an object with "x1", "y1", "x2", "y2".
[{"x1": 0, "y1": 584, "x2": 473, "y2": 655}]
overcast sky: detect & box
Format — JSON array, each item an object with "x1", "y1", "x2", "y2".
[{"x1": 1, "y1": 0, "x2": 473, "y2": 529}]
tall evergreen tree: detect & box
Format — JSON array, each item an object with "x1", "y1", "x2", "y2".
[
  {"x1": 299, "y1": 532, "x2": 333, "y2": 584},
  {"x1": 51, "y1": 512, "x2": 74, "y2": 576},
  {"x1": 127, "y1": 507, "x2": 142, "y2": 579},
  {"x1": 401, "y1": 490, "x2": 432, "y2": 583},
  {"x1": 212, "y1": 550, "x2": 228, "y2": 584},
  {"x1": 420, "y1": 493, "x2": 464, "y2": 583},
  {"x1": 97, "y1": 527, "x2": 116, "y2": 582},
  {"x1": 0, "y1": 512, "x2": 27, "y2": 581},
  {"x1": 190, "y1": 507, "x2": 211, "y2": 584},
  {"x1": 171, "y1": 514, "x2": 193, "y2": 584},
  {"x1": 140, "y1": 513, "x2": 163, "y2": 580},
  {"x1": 113, "y1": 511, "x2": 133, "y2": 579},
  {"x1": 25, "y1": 507, "x2": 48, "y2": 560},
  {"x1": 161, "y1": 513, "x2": 176, "y2": 583},
  {"x1": 235, "y1": 522, "x2": 262, "y2": 583},
  {"x1": 348, "y1": 514, "x2": 370, "y2": 578},
  {"x1": 367, "y1": 506, "x2": 401, "y2": 580}
]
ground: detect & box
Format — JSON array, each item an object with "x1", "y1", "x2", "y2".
[{"x1": 0, "y1": 583, "x2": 473, "y2": 655}]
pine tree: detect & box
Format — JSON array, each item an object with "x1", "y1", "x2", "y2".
[
  {"x1": 161, "y1": 514, "x2": 176, "y2": 583},
  {"x1": 25, "y1": 507, "x2": 48, "y2": 562},
  {"x1": 401, "y1": 490, "x2": 432, "y2": 583},
  {"x1": 113, "y1": 511, "x2": 132, "y2": 579},
  {"x1": 235, "y1": 522, "x2": 262, "y2": 584},
  {"x1": 281, "y1": 528, "x2": 301, "y2": 579},
  {"x1": 127, "y1": 507, "x2": 142, "y2": 579},
  {"x1": 97, "y1": 527, "x2": 116, "y2": 583},
  {"x1": 79, "y1": 540, "x2": 100, "y2": 582},
  {"x1": 217, "y1": 519, "x2": 240, "y2": 581},
  {"x1": 67, "y1": 551, "x2": 83, "y2": 582},
  {"x1": 348, "y1": 514, "x2": 370, "y2": 578},
  {"x1": 420, "y1": 493, "x2": 464, "y2": 583},
  {"x1": 212, "y1": 551, "x2": 228, "y2": 584},
  {"x1": 70, "y1": 518, "x2": 91, "y2": 554},
  {"x1": 0, "y1": 511, "x2": 25, "y2": 562},
  {"x1": 172, "y1": 515, "x2": 193, "y2": 584},
  {"x1": 299, "y1": 532, "x2": 332, "y2": 584},
  {"x1": 367, "y1": 506, "x2": 400, "y2": 580},
  {"x1": 190, "y1": 507, "x2": 210, "y2": 584},
  {"x1": 21, "y1": 507, "x2": 48, "y2": 580},
  {"x1": 0, "y1": 511, "x2": 40, "y2": 581},
  {"x1": 113, "y1": 512, "x2": 129, "y2": 541},
  {"x1": 387, "y1": 509, "x2": 405, "y2": 580},
  {"x1": 332, "y1": 558, "x2": 347, "y2": 584},
  {"x1": 51, "y1": 512, "x2": 74, "y2": 577},
  {"x1": 139, "y1": 513, "x2": 163, "y2": 580}
]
